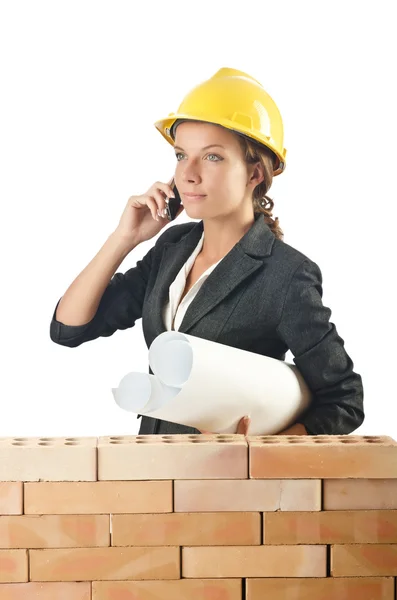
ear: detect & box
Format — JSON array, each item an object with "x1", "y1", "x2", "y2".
[{"x1": 248, "y1": 162, "x2": 265, "y2": 187}]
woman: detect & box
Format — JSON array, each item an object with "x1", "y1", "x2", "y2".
[{"x1": 50, "y1": 67, "x2": 364, "y2": 437}]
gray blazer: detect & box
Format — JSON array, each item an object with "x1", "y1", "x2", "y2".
[{"x1": 50, "y1": 213, "x2": 364, "y2": 436}]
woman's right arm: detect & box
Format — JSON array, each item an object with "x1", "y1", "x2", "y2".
[
  {"x1": 50, "y1": 179, "x2": 184, "y2": 347},
  {"x1": 54, "y1": 232, "x2": 140, "y2": 328}
]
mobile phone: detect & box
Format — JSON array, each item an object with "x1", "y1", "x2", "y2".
[{"x1": 165, "y1": 185, "x2": 182, "y2": 221}]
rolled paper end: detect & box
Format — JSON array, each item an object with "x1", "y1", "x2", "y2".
[
  {"x1": 112, "y1": 387, "x2": 145, "y2": 413},
  {"x1": 112, "y1": 372, "x2": 152, "y2": 413},
  {"x1": 152, "y1": 339, "x2": 193, "y2": 387}
]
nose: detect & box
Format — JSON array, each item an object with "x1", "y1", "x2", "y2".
[{"x1": 181, "y1": 161, "x2": 202, "y2": 184}]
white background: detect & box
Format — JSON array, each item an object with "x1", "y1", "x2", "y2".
[{"x1": 0, "y1": 1, "x2": 395, "y2": 438}]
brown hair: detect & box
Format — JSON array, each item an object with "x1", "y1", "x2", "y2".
[{"x1": 235, "y1": 134, "x2": 284, "y2": 241}]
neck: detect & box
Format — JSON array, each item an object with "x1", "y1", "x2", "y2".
[{"x1": 199, "y1": 210, "x2": 256, "y2": 262}]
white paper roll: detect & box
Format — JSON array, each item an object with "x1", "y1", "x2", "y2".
[
  {"x1": 112, "y1": 331, "x2": 312, "y2": 435},
  {"x1": 112, "y1": 371, "x2": 179, "y2": 413}
]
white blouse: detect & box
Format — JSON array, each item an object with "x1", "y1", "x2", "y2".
[{"x1": 162, "y1": 231, "x2": 224, "y2": 331}]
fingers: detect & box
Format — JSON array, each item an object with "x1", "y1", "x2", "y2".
[
  {"x1": 147, "y1": 182, "x2": 176, "y2": 221},
  {"x1": 237, "y1": 416, "x2": 251, "y2": 435},
  {"x1": 199, "y1": 417, "x2": 251, "y2": 436},
  {"x1": 151, "y1": 180, "x2": 175, "y2": 199},
  {"x1": 152, "y1": 189, "x2": 169, "y2": 221},
  {"x1": 146, "y1": 197, "x2": 161, "y2": 221}
]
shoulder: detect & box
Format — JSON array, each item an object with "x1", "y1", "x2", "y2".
[
  {"x1": 274, "y1": 237, "x2": 314, "y2": 263},
  {"x1": 271, "y1": 237, "x2": 323, "y2": 283},
  {"x1": 154, "y1": 221, "x2": 198, "y2": 247}
]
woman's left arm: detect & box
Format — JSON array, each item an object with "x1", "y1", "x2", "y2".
[{"x1": 275, "y1": 258, "x2": 364, "y2": 436}]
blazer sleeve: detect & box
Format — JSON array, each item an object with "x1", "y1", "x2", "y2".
[
  {"x1": 275, "y1": 258, "x2": 364, "y2": 435},
  {"x1": 49, "y1": 244, "x2": 155, "y2": 348}
]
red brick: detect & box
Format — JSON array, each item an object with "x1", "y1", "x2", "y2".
[
  {"x1": 112, "y1": 512, "x2": 260, "y2": 546},
  {"x1": 0, "y1": 582, "x2": 90, "y2": 599},
  {"x1": 324, "y1": 479, "x2": 397, "y2": 509},
  {"x1": 98, "y1": 435, "x2": 247, "y2": 479},
  {"x1": 29, "y1": 547, "x2": 179, "y2": 581},
  {"x1": 0, "y1": 515, "x2": 109, "y2": 548},
  {"x1": 249, "y1": 435, "x2": 397, "y2": 478},
  {"x1": 0, "y1": 438, "x2": 96, "y2": 481},
  {"x1": 331, "y1": 544, "x2": 397, "y2": 576},
  {"x1": 246, "y1": 577, "x2": 394, "y2": 599},
  {"x1": 0, "y1": 551, "x2": 27, "y2": 583},
  {"x1": 24, "y1": 481, "x2": 172, "y2": 514},
  {"x1": 174, "y1": 479, "x2": 321, "y2": 511},
  {"x1": 0, "y1": 484, "x2": 22, "y2": 515},
  {"x1": 182, "y1": 545, "x2": 326, "y2": 578},
  {"x1": 92, "y1": 579, "x2": 241, "y2": 600},
  {"x1": 264, "y1": 510, "x2": 397, "y2": 544}
]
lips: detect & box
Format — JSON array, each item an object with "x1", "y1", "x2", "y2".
[{"x1": 183, "y1": 192, "x2": 206, "y2": 199}]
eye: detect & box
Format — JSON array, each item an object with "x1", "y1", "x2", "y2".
[{"x1": 175, "y1": 152, "x2": 222, "y2": 162}]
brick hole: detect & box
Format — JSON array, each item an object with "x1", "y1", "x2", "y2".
[
  {"x1": 313, "y1": 438, "x2": 329, "y2": 443},
  {"x1": 216, "y1": 435, "x2": 235, "y2": 439},
  {"x1": 12, "y1": 441, "x2": 27, "y2": 446},
  {"x1": 287, "y1": 439, "x2": 302, "y2": 443},
  {"x1": 161, "y1": 436, "x2": 174, "y2": 439},
  {"x1": 135, "y1": 440, "x2": 150, "y2": 444},
  {"x1": 39, "y1": 438, "x2": 55, "y2": 442},
  {"x1": 187, "y1": 435, "x2": 200, "y2": 439},
  {"x1": 13, "y1": 438, "x2": 28, "y2": 441},
  {"x1": 109, "y1": 436, "x2": 124, "y2": 441},
  {"x1": 259, "y1": 437, "x2": 280, "y2": 443},
  {"x1": 365, "y1": 439, "x2": 382, "y2": 443},
  {"x1": 339, "y1": 439, "x2": 359, "y2": 443},
  {"x1": 109, "y1": 440, "x2": 127, "y2": 444},
  {"x1": 64, "y1": 441, "x2": 79, "y2": 445},
  {"x1": 364, "y1": 436, "x2": 382, "y2": 441},
  {"x1": 38, "y1": 442, "x2": 52, "y2": 446},
  {"x1": 163, "y1": 439, "x2": 179, "y2": 443},
  {"x1": 65, "y1": 438, "x2": 78, "y2": 442},
  {"x1": 191, "y1": 439, "x2": 207, "y2": 443}
]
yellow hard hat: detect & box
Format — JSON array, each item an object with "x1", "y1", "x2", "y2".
[{"x1": 154, "y1": 67, "x2": 287, "y2": 176}]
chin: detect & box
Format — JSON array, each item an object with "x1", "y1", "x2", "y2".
[{"x1": 184, "y1": 206, "x2": 205, "y2": 218}]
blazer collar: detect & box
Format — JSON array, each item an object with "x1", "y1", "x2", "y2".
[
  {"x1": 165, "y1": 211, "x2": 275, "y2": 258},
  {"x1": 147, "y1": 213, "x2": 276, "y2": 336}
]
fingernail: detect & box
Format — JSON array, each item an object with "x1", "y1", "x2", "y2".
[{"x1": 245, "y1": 416, "x2": 251, "y2": 421}]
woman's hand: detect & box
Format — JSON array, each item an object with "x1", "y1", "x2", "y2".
[
  {"x1": 198, "y1": 416, "x2": 251, "y2": 435},
  {"x1": 113, "y1": 177, "x2": 184, "y2": 247}
]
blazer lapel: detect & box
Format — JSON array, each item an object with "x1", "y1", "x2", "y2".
[
  {"x1": 178, "y1": 246, "x2": 261, "y2": 333},
  {"x1": 179, "y1": 214, "x2": 275, "y2": 333},
  {"x1": 147, "y1": 220, "x2": 204, "y2": 336},
  {"x1": 148, "y1": 214, "x2": 276, "y2": 336}
]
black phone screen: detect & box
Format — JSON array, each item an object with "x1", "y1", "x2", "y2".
[{"x1": 166, "y1": 185, "x2": 182, "y2": 221}]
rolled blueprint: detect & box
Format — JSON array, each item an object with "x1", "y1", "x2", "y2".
[{"x1": 112, "y1": 331, "x2": 312, "y2": 435}]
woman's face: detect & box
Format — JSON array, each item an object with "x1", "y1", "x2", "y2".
[{"x1": 173, "y1": 121, "x2": 261, "y2": 220}]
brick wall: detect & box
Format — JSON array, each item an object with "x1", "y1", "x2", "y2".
[{"x1": 0, "y1": 434, "x2": 396, "y2": 599}]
